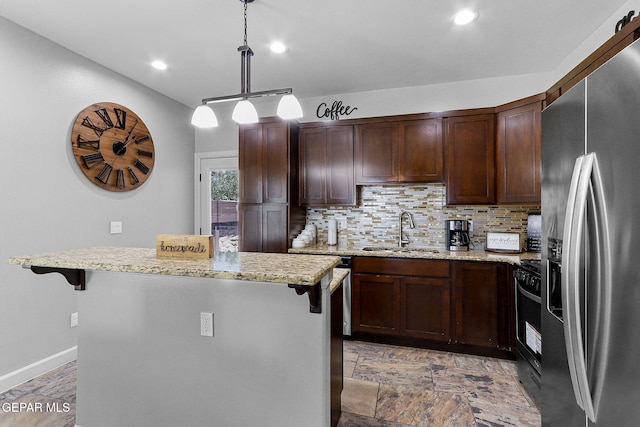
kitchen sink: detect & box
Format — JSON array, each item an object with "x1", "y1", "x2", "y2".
[{"x1": 361, "y1": 246, "x2": 439, "y2": 254}]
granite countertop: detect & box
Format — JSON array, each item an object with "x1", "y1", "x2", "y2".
[
  {"x1": 289, "y1": 243, "x2": 541, "y2": 265},
  {"x1": 8, "y1": 247, "x2": 341, "y2": 286},
  {"x1": 329, "y1": 268, "x2": 349, "y2": 294}
]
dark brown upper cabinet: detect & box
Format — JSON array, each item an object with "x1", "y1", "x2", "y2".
[
  {"x1": 239, "y1": 120, "x2": 291, "y2": 204},
  {"x1": 355, "y1": 118, "x2": 444, "y2": 184},
  {"x1": 299, "y1": 125, "x2": 355, "y2": 206},
  {"x1": 398, "y1": 119, "x2": 444, "y2": 182},
  {"x1": 495, "y1": 96, "x2": 542, "y2": 204},
  {"x1": 238, "y1": 118, "x2": 305, "y2": 253},
  {"x1": 355, "y1": 121, "x2": 399, "y2": 183},
  {"x1": 445, "y1": 114, "x2": 496, "y2": 205}
]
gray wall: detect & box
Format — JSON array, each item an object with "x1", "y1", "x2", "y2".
[{"x1": 0, "y1": 17, "x2": 195, "y2": 379}]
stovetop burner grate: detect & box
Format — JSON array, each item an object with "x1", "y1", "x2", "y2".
[{"x1": 520, "y1": 259, "x2": 541, "y2": 274}]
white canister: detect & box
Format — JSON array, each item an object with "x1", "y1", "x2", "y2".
[
  {"x1": 328, "y1": 219, "x2": 338, "y2": 246},
  {"x1": 304, "y1": 224, "x2": 317, "y2": 244}
]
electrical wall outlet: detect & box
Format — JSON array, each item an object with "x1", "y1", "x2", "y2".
[
  {"x1": 70, "y1": 312, "x2": 78, "y2": 328},
  {"x1": 468, "y1": 219, "x2": 473, "y2": 233},
  {"x1": 110, "y1": 221, "x2": 122, "y2": 234},
  {"x1": 200, "y1": 312, "x2": 213, "y2": 337}
]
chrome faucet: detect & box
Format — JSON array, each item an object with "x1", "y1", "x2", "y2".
[{"x1": 398, "y1": 211, "x2": 415, "y2": 247}]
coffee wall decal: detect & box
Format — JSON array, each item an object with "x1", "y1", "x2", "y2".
[{"x1": 316, "y1": 101, "x2": 358, "y2": 120}]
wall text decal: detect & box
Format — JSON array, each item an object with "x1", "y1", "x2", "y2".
[
  {"x1": 615, "y1": 10, "x2": 635, "y2": 33},
  {"x1": 316, "y1": 101, "x2": 358, "y2": 120}
]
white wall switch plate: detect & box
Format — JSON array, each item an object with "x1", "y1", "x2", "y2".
[
  {"x1": 70, "y1": 312, "x2": 78, "y2": 328},
  {"x1": 110, "y1": 221, "x2": 122, "y2": 234}
]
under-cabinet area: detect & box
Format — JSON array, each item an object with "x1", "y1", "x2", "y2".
[{"x1": 346, "y1": 255, "x2": 515, "y2": 359}]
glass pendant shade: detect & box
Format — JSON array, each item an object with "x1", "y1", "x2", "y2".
[
  {"x1": 232, "y1": 100, "x2": 259, "y2": 124},
  {"x1": 277, "y1": 94, "x2": 303, "y2": 119},
  {"x1": 191, "y1": 105, "x2": 218, "y2": 128}
]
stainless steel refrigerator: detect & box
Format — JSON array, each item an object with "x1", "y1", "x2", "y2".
[{"x1": 541, "y1": 38, "x2": 640, "y2": 425}]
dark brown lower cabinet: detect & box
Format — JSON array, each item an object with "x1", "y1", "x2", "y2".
[
  {"x1": 401, "y1": 277, "x2": 450, "y2": 341},
  {"x1": 352, "y1": 257, "x2": 514, "y2": 358},
  {"x1": 452, "y1": 261, "x2": 512, "y2": 350},
  {"x1": 353, "y1": 274, "x2": 400, "y2": 335},
  {"x1": 352, "y1": 258, "x2": 451, "y2": 342}
]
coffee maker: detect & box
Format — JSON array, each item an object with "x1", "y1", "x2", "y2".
[{"x1": 445, "y1": 219, "x2": 470, "y2": 251}]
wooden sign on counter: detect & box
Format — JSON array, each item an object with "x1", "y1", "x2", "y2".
[{"x1": 156, "y1": 234, "x2": 213, "y2": 259}]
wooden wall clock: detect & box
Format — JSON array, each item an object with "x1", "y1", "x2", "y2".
[{"x1": 71, "y1": 102, "x2": 155, "y2": 192}]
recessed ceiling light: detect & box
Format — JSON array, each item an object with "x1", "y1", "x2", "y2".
[
  {"x1": 453, "y1": 9, "x2": 479, "y2": 26},
  {"x1": 270, "y1": 42, "x2": 287, "y2": 53},
  {"x1": 151, "y1": 60, "x2": 168, "y2": 70}
]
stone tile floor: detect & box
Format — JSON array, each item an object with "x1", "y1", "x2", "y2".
[
  {"x1": 338, "y1": 341, "x2": 540, "y2": 426},
  {"x1": 0, "y1": 341, "x2": 540, "y2": 426}
]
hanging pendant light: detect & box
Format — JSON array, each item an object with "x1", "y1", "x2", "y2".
[
  {"x1": 192, "y1": 0, "x2": 303, "y2": 127},
  {"x1": 191, "y1": 104, "x2": 218, "y2": 128},
  {"x1": 277, "y1": 94, "x2": 303, "y2": 119},
  {"x1": 232, "y1": 100, "x2": 259, "y2": 124}
]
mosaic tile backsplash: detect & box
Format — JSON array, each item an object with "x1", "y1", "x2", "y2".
[{"x1": 306, "y1": 183, "x2": 540, "y2": 250}]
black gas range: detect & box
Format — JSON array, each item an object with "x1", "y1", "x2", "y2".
[{"x1": 514, "y1": 258, "x2": 542, "y2": 408}]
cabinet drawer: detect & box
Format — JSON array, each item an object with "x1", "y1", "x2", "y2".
[{"x1": 353, "y1": 257, "x2": 449, "y2": 277}]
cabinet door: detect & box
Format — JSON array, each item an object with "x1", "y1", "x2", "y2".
[
  {"x1": 262, "y1": 121, "x2": 289, "y2": 204},
  {"x1": 262, "y1": 203, "x2": 288, "y2": 253},
  {"x1": 353, "y1": 274, "x2": 400, "y2": 335},
  {"x1": 445, "y1": 114, "x2": 496, "y2": 204},
  {"x1": 299, "y1": 127, "x2": 327, "y2": 205},
  {"x1": 399, "y1": 119, "x2": 444, "y2": 182},
  {"x1": 400, "y1": 277, "x2": 450, "y2": 341},
  {"x1": 238, "y1": 204, "x2": 262, "y2": 252},
  {"x1": 355, "y1": 122, "x2": 399, "y2": 183},
  {"x1": 326, "y1": 126, "x2": 355, "y2": 205},
  {"x1": 496, "y1": 102, "x2": 541, "y2": 204},
  {"x1": 238, "y1": 124, "x2": 263, "y2": 203},
  {"x1": 453, "y1": 262, "x2": 499, "y2": 347}
]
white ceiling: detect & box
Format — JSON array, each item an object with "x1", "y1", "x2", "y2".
[{"x1": 0, "y1": 0, "x2": 629, "y2": 108}]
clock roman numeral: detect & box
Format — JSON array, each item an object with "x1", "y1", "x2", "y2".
[
  {"x1": 95, "y1": 108, "x2": 114, "y2": 129},
  {"x1": 95, "y1": 163, "x2": 113, "y2": 184},
  {"x1": 116, "y1": 169, "x2": 125, "y2": 189},
  {"x1": 114, "y1": 108, "x2": 126, "y2": 129},
  {"x1": 128, "y1": 167, "x2": 140, "y2": 185},
  {"x1": 76, "y1": 134, "x2": 100, "y2": 150},
  {"x1": 81, "y1": 116, "x2": 106, "y2": 137},
  {"x1": 137, "y1": 149, "x2": 153, "y2": 158},
  {"x1": 135, "y1": 135, "x2": 149, "y2": 144},
  {"x1": 134, "y1": 159, "x2": 150, "y2": 174},
  {"x1": 81, "y1": 152, "x2": 105, "y2": 169}
]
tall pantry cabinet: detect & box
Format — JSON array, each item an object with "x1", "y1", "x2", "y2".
[{"x1": 238, "y1": 117, "x2": 305, "y2": 253}]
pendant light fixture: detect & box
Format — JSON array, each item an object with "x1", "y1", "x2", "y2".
[{"x1": 191, "y1": 0, "x2": 303, "y2": 128}]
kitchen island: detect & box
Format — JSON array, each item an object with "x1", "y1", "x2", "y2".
[{"x1": 8, "y1": 247, "x2": 343, "y2": 427}]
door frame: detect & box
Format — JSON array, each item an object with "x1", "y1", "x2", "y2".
[{"x1": 194, "y1": 151, "x2": 238, "y2": 235}]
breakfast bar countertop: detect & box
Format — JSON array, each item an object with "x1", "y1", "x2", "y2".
[
  {"x1": 8, "y1": 246, "x2": 341, "y2": 286},
  {"x1": 288, "y1": 243, "x2": 541, "y2": 264}
]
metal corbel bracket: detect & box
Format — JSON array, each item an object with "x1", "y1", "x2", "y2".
[
  {"x1": 288, "y1": 282, "x2": 321, "y2": 314},
  {"x1": 29, "y1": 266, "x2": 86, "y2": 291}
]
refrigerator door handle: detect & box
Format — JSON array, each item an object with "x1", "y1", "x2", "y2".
[
  {"x1": 561, "y1": 154, "x2": 596, "y2": 421},
  {"x1": 561, "y1": 152, "x2": 611, "y2": 423},
  {"x1": 561, "y1": 156, "x2": 584, "y2": 412}
]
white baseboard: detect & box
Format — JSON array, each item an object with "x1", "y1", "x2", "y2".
[{"x1": 0, "y1": 346, "x2": 77, "y2": 394}]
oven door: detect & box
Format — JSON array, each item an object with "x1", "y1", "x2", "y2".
[{"x1": 516, "y1": 277, "x2": 542, "y2": 373}]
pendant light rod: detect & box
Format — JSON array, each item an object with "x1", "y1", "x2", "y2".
[{"x1": 202, "y1": 88, "x2": 293, "y2": 105}]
